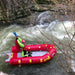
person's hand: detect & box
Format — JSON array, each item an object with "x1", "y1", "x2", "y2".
[
  {"x1": 16, "y1": 36, "x2": 18, "y2": 40},
  {"x1": 22, "y1": 40, "x2": 25, "y2": 43}
]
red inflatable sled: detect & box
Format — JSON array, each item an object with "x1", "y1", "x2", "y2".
[{"x1": 5, "y1": 32, "x2": 57, "y2": 65}]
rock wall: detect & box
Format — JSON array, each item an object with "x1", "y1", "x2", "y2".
[
  {"x1": 0, "y1": 0, "x2": 75, "y2": 25},
  {"x1": 0, "y1": 0, "x2": 32, "y2": 25}
]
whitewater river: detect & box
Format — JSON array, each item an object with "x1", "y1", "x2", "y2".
[{"x1": 0, "y1": 11, "x2": 75, "y2": 75}]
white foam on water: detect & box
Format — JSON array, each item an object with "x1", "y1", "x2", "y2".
[
  {"x1": 71, "y1": 61, "x2": 75, "y2": 72},
  {"x1": 71, "y1": 56, "x2": 75, "y2": 72},
  {"x1": 37, "y1": 11, "x2": 51, "y2": 24},
  {"x1": 0, "y1": 72, "x2": 8, "y2": 75},
  {"x1": 7, "y1": 33, "x2": 13, "y2": 37},
  {"x1": 48, "y1": 21, "x2": 75, "y2": 40}
]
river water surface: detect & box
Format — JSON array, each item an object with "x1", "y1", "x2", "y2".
[{"x1": 0, "y1": 11, "x2": 75, "y2": 75}]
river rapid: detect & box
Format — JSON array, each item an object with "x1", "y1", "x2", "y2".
[{"x1": 0, "y1": 11, "x2": 75, "y2": 75}]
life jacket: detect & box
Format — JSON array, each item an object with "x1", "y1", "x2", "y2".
[
  {"x1": 17, "y1": 37, "x2": 25, "y2": 48},
  {"x1": 17, "y1": 37, "x2": 28, "y2": 57}
]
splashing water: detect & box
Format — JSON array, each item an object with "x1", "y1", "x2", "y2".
[
  {"x1": 0, "y1": 21, "x2": 75, "y2": 53},
  {"x1": 0, "y1": 72, "x2": 8, "y2": 75},
  {"x1": 0, "y1": 19, "x2": 75, "y2": 73}
]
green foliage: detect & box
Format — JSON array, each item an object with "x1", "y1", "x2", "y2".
[
  {"x1": 57, "y1": 0, "x2": 64, "y2": 2},
  {"x1": 57, "y1": 0, "x2": 66, "y2": 3},
  {"x1": 35, "y1": 0, "x2": 55, "y2": 4}
]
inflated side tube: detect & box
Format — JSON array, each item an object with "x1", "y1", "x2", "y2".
[{"x1": 5, "y1": 44, "x2": 57, "y2": 65}]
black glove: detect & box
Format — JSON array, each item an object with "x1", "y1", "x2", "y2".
[{"x1": 16, "y1": 37, "x2": 18, "y2": 40}]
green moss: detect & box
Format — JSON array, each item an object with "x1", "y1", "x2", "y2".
[
  {"x1": 36, "y1": 0, "x2": 48, "y2": 4},
  {"x1": 14, "y1": 11, "x2": 17, "y2": 16},
  {"x1": 37, "y1": 9, "x2": 46, "y2": 12},
  {"x1": 24, "y1": 3, "x2": 28, "y2": 7},
  {"x1": 35, "y1": 0, "x2": 55, "y2": 5},
  {"x1": 57, "y1": 0, "x2": 67, "y2": 3},
  {"x1": 50, "y1": 1, "x2": 55, "y2": 5}
]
